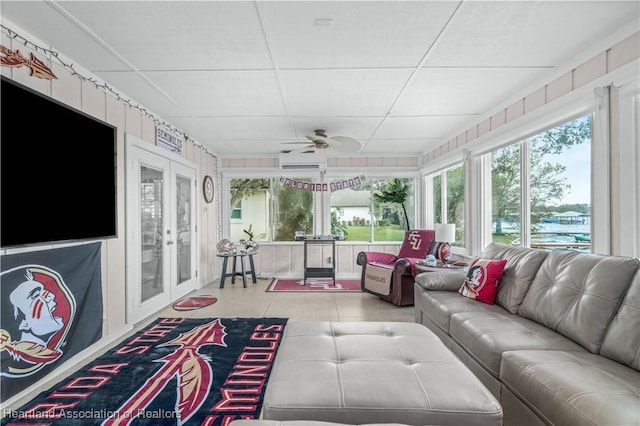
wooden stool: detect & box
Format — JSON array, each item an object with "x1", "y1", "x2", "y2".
[{"x1": 217, "y1": 253, "x2": 257, "y2": 288}]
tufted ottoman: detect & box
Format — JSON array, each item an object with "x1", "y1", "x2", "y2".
[{"x1": 262, "y1": 321, "x2": 502, "y2": 426}]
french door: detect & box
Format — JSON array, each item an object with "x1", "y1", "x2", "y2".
[{"x1": 126, "y1": 135, "x2": 198, "y2": 324}]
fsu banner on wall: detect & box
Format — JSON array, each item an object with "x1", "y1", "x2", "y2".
[
  {"x1": 0, "y1": 242, "x2": 103, "y2": 401},
  {"x1": 280, "y1": 175, "x2": 366, "y2": 192}
]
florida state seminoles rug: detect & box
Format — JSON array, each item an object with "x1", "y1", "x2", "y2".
[
  {"x1": 266, "y1": 278, "x2": 361, "y2": 292},
  {"x1": 3, "y1": 317, "x2": 288, "y2": 425},
  {"x1": 172, "y1": 295, "x2": 218, "y2": 311}
]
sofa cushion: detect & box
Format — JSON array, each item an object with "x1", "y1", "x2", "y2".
[
  {"x1": 449, "y1": 310, "x2": 585, "y2": 377},
  {"x1": 414, "y1": 290, "x2": 501, "y2": 334},
  {"x1": 518, "y1": 250, "x2": 640, "y2": 353},
  {"x1": 458, "y1": 258, "x2": 507, "y2": 304},
  {"x1": 600, "y1": 269, "x2": 640, "y2": 370},
  {"x1": 481, "y1": 242, "x2": 549, "y2": 314},
  {"x1": 500, "y1": 350, "x2": 640, "y2": 426}
]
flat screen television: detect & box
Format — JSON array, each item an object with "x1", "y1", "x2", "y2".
[{"x1": 1, "y1": 76, "x2": 117, "y2": 248}]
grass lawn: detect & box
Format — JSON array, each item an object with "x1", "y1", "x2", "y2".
[
  {"x1": 343, "y1": 226, "x2": 406, "y2": 242},
  {"x1": 492, "y1": 234, "x2": 519, "y2": 244}
]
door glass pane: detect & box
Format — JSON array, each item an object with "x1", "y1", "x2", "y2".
[
  {"x1": 140, "y1": 166, "x2": 163, "y2": 301},
  {"x1": 176, "y1": 174, "x2": 192, "y2": 285},
  {"x1": 492, "y1": 145, "x2": 521, "y2": 245}
]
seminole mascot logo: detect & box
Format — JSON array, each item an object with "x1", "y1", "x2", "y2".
[{"x1": 0, "y1": 266, "x2": 76, "y2": 377}]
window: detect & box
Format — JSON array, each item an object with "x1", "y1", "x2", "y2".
[
  {"x1": 228, "y1": 176, "x2": 416, "y2": 242},
  {"x1": 430, "y1": 163, "x2": 465, "y2": 247},
  {"x1": 330, "y1": 177, "x2": 371, "y2": 241},
  {"x1": 330, "y1": 177, "x2": 414, "y2": 241},
  {"x1": 491, "y1": 145, "x2": 521, "y2": 245},
  {"x1": 231, "y1": 201, "x2": 242, "y2": 220},
  {"x1": 489, "y1": 115, "x2": 591, "y2": 250},
  {"x1": 229, "y1": 178, "x2": 270, "y2": 242},
  {"x1": 273, "y1": 177, "x2": 313, "y2": 241}
]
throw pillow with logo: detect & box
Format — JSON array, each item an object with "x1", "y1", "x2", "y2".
[
  {"x1": 458, "y1": 258, "x2": 507, "y2": 304},
  {"x1": 427, "y1": 240, "x2": 451, "y2": 262}
]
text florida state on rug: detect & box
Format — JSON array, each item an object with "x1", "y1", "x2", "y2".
[{"x1": 2, "y1": 317, "x2": 288, "y2": 426}]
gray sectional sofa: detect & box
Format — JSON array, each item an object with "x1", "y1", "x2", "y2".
[{"x1": 414, "y1": 242, "x2": 640, "y2": 426}]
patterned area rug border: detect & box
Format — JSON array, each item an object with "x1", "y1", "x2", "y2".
[
  {"x1": 266, "y1": 278, "x2": 362, "y2": 292},
  {"x1": 4, "y1": 317, "x2": 288, "y2": 425}
]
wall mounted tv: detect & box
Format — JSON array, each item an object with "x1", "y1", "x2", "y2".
[{"x1": 1, "y1": 76, "x2": 117, "y2": 248}]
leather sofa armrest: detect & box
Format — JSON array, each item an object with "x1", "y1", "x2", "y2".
[
  {"x1": 357, "y1": 251, "x2": 397, "y2": 266},
  {"x1": 415, "y1": 270, "x2": 466, "y2": 292}
]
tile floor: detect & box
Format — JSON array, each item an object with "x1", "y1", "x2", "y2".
[
  {"x1": 152, "y1": 278, "x2": 415, "y2": 324},
  {"x1": 7, "y1": 278, "x2": 415, "y2": 410}
]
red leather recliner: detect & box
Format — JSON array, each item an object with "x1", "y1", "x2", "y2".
[{"x1": 357, "y1": 229, "x2": 435, "y2": 306}]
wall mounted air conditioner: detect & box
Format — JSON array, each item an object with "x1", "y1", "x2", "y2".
[{"x1": 279, "y1": 152, "x2": 327, "y2": 170}]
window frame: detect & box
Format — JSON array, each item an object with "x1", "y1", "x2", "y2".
[
  {"x1": 422, "y1": 87, "x2": 598, "y2": 255},
  {"x1": 221, "y1": 169, "x2": 422, "y2": 243}
]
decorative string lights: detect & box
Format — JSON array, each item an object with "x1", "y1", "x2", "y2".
[{"x1": 1, "y1": 24, "x2": 210, "y2": 153}]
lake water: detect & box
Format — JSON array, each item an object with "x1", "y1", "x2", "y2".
[{"x1": 495, "y1": 222, "x2": 590, "y2": 244}]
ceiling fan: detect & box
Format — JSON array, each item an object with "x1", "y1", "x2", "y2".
[{"x1": 281, "y1": 129, "x2": 361, "y2": 155}]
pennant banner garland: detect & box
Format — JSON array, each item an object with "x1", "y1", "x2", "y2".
[{"x1": 280, "y1": 175, "x2": 366, "y2": 192}]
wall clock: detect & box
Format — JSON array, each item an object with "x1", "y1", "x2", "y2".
[{"x1": 203, "y1": 175, "x2": 214, "y2": 203}]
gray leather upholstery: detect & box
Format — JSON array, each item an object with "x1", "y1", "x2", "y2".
[
  {"x1": 600, "y1": 269, "x2": 640, "y2": 369},
  {"x1": 500, "y1": 350, "x2": 640, "y2": 426},
  {"x1": 263, "y1": 321, "x2": 502, "y2": 426},
  {"x1": 450, "y1": 310, "x2": 585, "y2": 377},
  {"x1": 413, "y1": 243, "x2": 640, "y2": 426},
  {"x1": 518, "y1": 250, "x2": 639, "y2": 352},
  {"x1": 481, "y1": 242, "x2": 549, "y2": 314}
]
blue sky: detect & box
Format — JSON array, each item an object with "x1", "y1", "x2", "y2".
[{"x1": 546, "y1": 141, "x2": 591, "y2": 205}]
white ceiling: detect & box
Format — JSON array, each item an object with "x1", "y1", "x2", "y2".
[{"x1": 1, "y1": 1, "x2": 638, "y2": 157}]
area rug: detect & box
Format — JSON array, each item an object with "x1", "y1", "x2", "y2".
[
  {"x1": 3, "y1": 317, "x2": 288, "y2": 425},
  {"x1": 266, "y1": 278, "x2": 361, "y2": 292},
  {"x1": 172, "y1": 295, "x2": 218, "y2": 311}
]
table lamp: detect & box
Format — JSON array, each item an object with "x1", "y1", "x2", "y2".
[{"x1": 435, "y1": 223, "x2": 455, "y2": 264}]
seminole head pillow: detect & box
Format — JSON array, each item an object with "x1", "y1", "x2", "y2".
[
  {"x1": 458, "y1": 258, "x2": 507, "y2": 304},
  {"x1": 427, "y1": 240, "x2": 451, "y2": 262}
]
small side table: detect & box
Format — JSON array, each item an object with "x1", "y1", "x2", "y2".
[
  {"x1": 415, "y1": 261, "x2": 467, "y2": 274},
  {"x1": 217, "y1": 252, "x2": 257, "y2": 288}
]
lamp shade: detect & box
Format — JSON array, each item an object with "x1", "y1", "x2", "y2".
[{"x1": 435, "y1": 223, "x2": 455, "y2": 242}]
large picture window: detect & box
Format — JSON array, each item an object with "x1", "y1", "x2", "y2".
[
  {"x1": 430, "y1": 163, "x2": 465, "y2": 247},
  {"x1": 228, "y1": 176, "x2": 416, "y2": 242},
  {"x1": 489, "y1": 115, "x2": 591, "y2": 250},
  {"x1": 330, "y1": 177, "x2": 415, "y2": 241}
]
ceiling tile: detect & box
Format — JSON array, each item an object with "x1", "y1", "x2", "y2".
[
  {"x1": 58, "y1": 1, "x2": 273, "y2": 70},
  {"x1": 281, "y1": 68, "x2": 413, "y2": 116},
  {"x1": 392, "y1": 67, "x2": 547, "y2": 116},
  {"x1": 426, "y1": 1, "x2": 640, "y2": 67},
  {"x1": 168, "y1": 116, "x2": 294, "y2": 144},
  {"x1": 375, "y1": 116, "x2": 475, "y2": 139},
  {"x1": 258, "y1": 1, "x2": 459, "y2": 69},
  {"x1": 291, "y1": 117, "x2": 383, "y2": 142},
  {"x1": 143, "y1": 70, "x2": 286, "y2": 116},
  {"x1": 363, "y1": 138, "x2": 438, "y2": 154}
]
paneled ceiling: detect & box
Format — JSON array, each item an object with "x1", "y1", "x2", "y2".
[{"x1": 1, "y1": 1, "x2": 638, "y2": 156}]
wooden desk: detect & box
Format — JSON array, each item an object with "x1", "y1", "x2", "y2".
[{"x1": 217, "y1": 252, "x2": 257, "y2": 288}]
